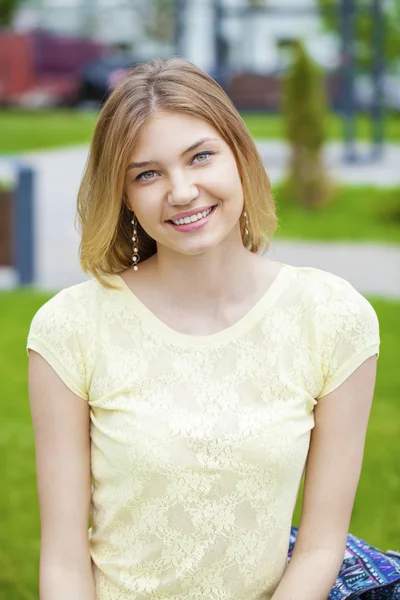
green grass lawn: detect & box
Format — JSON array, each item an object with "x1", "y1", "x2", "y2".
[
  {"x1": 273, "y1": 184, "x2": 400, "y2": 244},
  {"x1": 0, "y1": 289, "x2": 399, "y2": 599},
  {"x1": 1, "y1": 108, "x2": 400, "y2": 153},
  {"x1": 0, "y1": 109, "x2": 98, "y2": 154},
  {"x1": 243, "y1": 110, "x2": 400, "y2": 143}
]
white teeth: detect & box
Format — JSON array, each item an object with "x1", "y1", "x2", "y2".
[{"x1": 171, "y1": 206, "x2": 213, "y2": 226}]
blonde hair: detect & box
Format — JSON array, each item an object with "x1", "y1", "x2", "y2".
[{"x1": 76, "y1": 58, "x2": 277, "y2": 287}]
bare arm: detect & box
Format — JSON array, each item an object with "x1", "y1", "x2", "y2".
[
  {"x1": 271, "y1": 355, "x2": 378, "y2": 600},
  {"x1": 28, "y1": 350, "x2": 95, "y2": 600}
]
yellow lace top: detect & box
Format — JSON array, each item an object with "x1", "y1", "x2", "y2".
[{"x1": 26, "y1": 264, "x2": 380, "y2": 600}]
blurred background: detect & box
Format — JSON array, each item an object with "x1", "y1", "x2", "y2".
[{"x1": 0, "y1": 1, "x2": 399, "y2": 598}]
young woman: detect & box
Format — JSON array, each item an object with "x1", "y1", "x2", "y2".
[{"x1": 27, "y1": 58, "x2": 399, "y2": 600}]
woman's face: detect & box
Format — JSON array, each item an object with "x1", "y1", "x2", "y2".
[{"x1": 124, "y1": 111, "x2": 244, "y2": 258}]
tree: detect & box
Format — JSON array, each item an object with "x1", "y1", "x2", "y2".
[
  {"x1": 317, "y1": 0, "x2": 400, "y2": 71},
  {"x1": 144, "y1": 0, "x2": 175, "y2": 45},
  {"x1": 0, "y1": 0, "x2": 21, "y2": 27},
  {"x1": 282, "y1": 42, "x2": 334, "y2": 209}
]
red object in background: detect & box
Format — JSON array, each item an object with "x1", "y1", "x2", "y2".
[
  {"x1": 223, "y1": 70, "x2": 341, "y2": 112},
  {"x1": 0, "y1": 33, "x2": 34, "y2": 102},
  {"x1": 0, "y1": 31, "x2": 108, "y2": 106},
  {"x1": 226, "y1": 72, "x2": 283, "y2": 111}
]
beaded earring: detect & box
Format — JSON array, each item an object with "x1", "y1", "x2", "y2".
[
  {"x1": 243, "y1": 210, "x2": 249, "y2": 236},
  {"x1": 131, "y1": 214, "x2": 140, "y2": 271}
]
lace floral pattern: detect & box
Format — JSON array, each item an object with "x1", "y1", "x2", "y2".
[{"x1": 26, "y1": 265, "x2": 380, "y2": 600}]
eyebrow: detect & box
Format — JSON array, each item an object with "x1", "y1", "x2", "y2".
[{"x1": 126, "y1": 137, "x2": 219, "y2": 171}]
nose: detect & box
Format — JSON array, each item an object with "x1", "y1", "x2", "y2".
[{"x1": 167, "y1": 172, "x2": 199, "y2": 206}]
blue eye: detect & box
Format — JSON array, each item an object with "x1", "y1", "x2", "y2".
[
  {"x1": 192, "y1": 151, "x2": 213, "y2": 164},
  {"x1": 136, "y1": 170, "x2": 156, "y2": 182}
]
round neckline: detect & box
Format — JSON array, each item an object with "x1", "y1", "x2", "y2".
[{"x1": 107, "y1": 262, "x2": 294, "y2": 347}]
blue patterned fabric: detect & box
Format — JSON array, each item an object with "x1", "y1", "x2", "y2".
[{"x1": 288, "y1": 527, "x2": 400, "y2": 599}]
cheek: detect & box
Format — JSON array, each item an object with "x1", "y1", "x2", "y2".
[
  {"x1": 205, "y1": 158, "x2": 243, "y2": 198},
  {"x1": 126, "y1": 184, "x2": 160, "y2": 218}
]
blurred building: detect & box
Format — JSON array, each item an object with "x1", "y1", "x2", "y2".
[
  {"x1": 13, "y1": 0, "x2": 339, "y2": 74},
  {"x1": 218, "y1": 0, "x2": 338, "y2": 73}
]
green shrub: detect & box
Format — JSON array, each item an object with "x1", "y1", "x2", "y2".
[
  {"x1": 272, "y1": 183, "x2": 400, "y2": 243},
  {"x1": 282, "y1": 41, "x2": 334, "y2": 209},
  {"x1": 378, "y1": 188, "x2": 400, "y2": 223}
]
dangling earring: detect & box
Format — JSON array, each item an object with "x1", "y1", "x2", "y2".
[
  {"x1": 243, "y1": 210, "x2": 249, "y2": 236},
  {"x1": 131, "y1": 213, "x2": 140, "y2": 271}
]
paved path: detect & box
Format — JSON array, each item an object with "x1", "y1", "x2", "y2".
[
  {"x1": 256, "y1": 141, "x2": 400, "y2": 186},
  {"x1": 268, "y1": 240, "x2": 400, "y2": 299},
  {"x1": 0, "y1": 141, "x2": 399, "y2": 296}
]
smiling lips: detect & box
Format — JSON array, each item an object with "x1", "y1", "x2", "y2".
[
  {"x1": 167, "y1": 205, "x2": 217, "y2": 223},
  {"x1": 168, "y1": 205, "x2": 217, "y2": 232},
  {"x1": 170, "y1": 206, "x2": 215, "y2": 225}
]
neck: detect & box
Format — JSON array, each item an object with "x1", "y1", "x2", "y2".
[{"x1": 150, "y1": 243, "x2": 265, "y2": 314}]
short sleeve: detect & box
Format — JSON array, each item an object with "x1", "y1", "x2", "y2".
[
  {"x1": 26, "y1": 286, "x2": 95, "y2": 401},
  {"x1": 315, "y1": 275, "x2": 380, "y2": 400}
]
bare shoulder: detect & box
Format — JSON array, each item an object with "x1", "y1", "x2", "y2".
[
  {"x1": 251, "y1": 254, "x2": 286, "y2": 287},
  {"x1": 263, "y1": 256, "x2": 285, "y2": 278}
]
